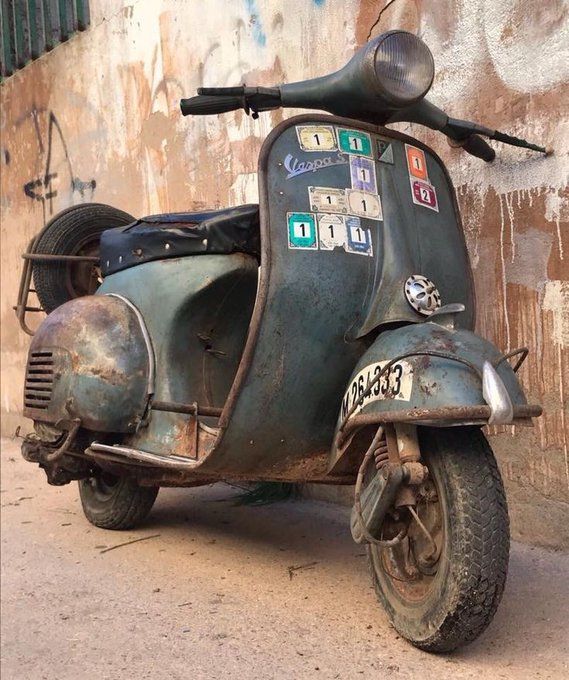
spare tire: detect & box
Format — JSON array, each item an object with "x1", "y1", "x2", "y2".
[{"x1": 33, "y1": 203, "x2": 134, "y2": 313}]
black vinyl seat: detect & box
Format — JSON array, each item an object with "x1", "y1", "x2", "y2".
[{"x1": 100, "y1": 204, "x2": 260, "y2": 276}]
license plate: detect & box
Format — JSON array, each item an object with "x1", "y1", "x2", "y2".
[{"x1": 341, "y1": 360, "x2": 413, "y2": 420}]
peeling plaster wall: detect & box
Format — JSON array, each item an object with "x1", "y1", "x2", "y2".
[{"x1": 1, "y1": 0, "x2": 567, "y2": 548}]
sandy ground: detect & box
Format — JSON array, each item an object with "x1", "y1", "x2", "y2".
[{"x1": 1, "y1": 438, "x2": 568, "y2": 680}]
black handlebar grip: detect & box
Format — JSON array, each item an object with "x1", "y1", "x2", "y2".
[
  {"x1": 180, "y1": 95, "x2": 243, "y2": 116},
  {"x1": 461, "y1": 134, "x2": 496, "y2": 162},
  {"x1": 198, "y1": 87, "x2": 245, "y2": 96}
]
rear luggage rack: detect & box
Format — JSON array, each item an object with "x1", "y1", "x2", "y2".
[{"x1": 15, "y1": 233, "x2": 99, "y2": 336}]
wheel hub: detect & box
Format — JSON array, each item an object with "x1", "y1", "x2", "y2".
[
  {"x1": 377, "y1": 476, "x2": 443, "y2": 600},
  {"x1": 65, "y1": 237, "x2": 102, "y2": 299}
]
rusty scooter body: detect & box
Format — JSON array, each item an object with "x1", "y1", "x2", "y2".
[{"x1": 19, "y1": 32, "x2": 546, "y2": 652}]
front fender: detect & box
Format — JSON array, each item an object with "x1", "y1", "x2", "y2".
[{"x1": 329, "y1": 321, "x2": 539, "y2": 473}]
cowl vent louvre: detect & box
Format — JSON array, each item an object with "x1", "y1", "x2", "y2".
[{"x1": 24, "y1": 351, "x2": 54, "y2": 410}]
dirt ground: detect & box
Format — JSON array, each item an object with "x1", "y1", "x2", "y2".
[{"x1": 1, "y1": 438, "x2": 568, "y2": 680}]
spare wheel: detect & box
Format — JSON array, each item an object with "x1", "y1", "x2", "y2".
[{"x1": 33, "y1": 203, "x2": 134, "y2": 313}]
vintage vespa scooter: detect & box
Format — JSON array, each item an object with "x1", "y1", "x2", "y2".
[{"x1": 19, "y1": 31, "x2": 546, "y2": 652}]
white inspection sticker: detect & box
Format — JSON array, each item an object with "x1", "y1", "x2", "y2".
[
  {"x1": 296, "y1": 125, "x2": 338, "y2": 152},
  {"x1": 318, "y1": 214, "x2": 347, "y2": 250},
  {"x1": 346, "y1": 189, "x2": 383, "y2": 220},
  {"x1": 340, "y1": 360, "x2": 414, "y2": 420},
  {"x1": 308, "y1": 186, "x2": 347, "y2": 213}
]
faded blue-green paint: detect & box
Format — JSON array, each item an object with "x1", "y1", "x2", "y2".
[{"x1": 98, "y1": 254, "x2": 258, "y2": 457}]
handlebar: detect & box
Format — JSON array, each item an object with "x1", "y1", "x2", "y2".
[
  {"x1": 460, "y1": 135, "x2": 496, "y2": 162},
  {"x1": 180, "y1": 95, "x2": 245, "y2": 116},
  {"x1": 446, "y1": 133, "x2": 496, "y2": 162},
  {"x1": 180, "y1": 86, "x2": 281, "y2": 117},
  {"x1": 180, "y1": 86, "x2": 548, "y2": 162}
]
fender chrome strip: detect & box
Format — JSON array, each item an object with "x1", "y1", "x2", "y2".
[{"x1": 105, "y1": 293, "x2": 155, "y2": 396}]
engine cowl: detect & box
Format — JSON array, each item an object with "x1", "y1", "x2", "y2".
[{"x1": 23, "y1": 295, "x2": 151, "y2": 433}]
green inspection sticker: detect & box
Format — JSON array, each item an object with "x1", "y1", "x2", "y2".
[
  {"x1": 337, "y1": 128, "x2": 372, "y2": 157},
  {"x1": 287, "y1": 212, "x2": 318, "y2": 249}
]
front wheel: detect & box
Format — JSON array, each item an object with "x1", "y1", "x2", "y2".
[
  {"x1": 78, "y1": 470, "x2": 159, "y2": 530},
  {"x1": 368, "y1": 426, "x2": 509, "y2": 653}
]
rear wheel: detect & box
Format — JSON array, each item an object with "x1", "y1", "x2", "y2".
[
  {"x1": 78, "y1": 470, "x2": 158, "y2": 530},
  {"x1": 368, "y1": 426, "x2": 509, "y2": 653},
  {"x1": 33, "y1": 203, "x2": 134, "y2": 312}
]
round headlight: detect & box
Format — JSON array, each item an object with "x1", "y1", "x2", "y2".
[{"x1": 373, "y1": 31, "x2": 434, "y2": 105}]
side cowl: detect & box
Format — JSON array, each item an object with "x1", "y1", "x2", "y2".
[{"x1": 23, "y1": 295, "x2": 151, "y2": 433}]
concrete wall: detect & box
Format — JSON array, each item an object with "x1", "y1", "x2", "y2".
[{"x1": 1, "y1": 0, "x2": 567, "y2": 548}]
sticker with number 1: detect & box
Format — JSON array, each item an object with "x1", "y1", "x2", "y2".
[
  {"x1": 346, "y1": 189, "x2": 383, "y2": 221},
  {"x1": 318, "y1": 214, "x2": 347, "y2": 250},
  {"x1": 287, "y1": 212, "x2": 318, "y2": 249},
  {"x1": 349, "y1": 156, "x2": 377, "y2": 193},
  {"x1": 337, "y1": 128, "x2": 373, "y2": 157},
  {"x1": 405, "y1": 144, "x2": 429, "y2": 181},
  {"x1": 346, "y1": 217, "x2": 373, "y2": 256},
  {"x1": 296, "y1": 125, "x2": 337, "y2": 152}
]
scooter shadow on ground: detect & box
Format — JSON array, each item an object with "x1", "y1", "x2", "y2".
[
  {"x1": 141, "y1": 485, "x2": 568, "y2": 662},
  {"x1": 146, "y1": 484, "x2": 359, "y2": 561}
]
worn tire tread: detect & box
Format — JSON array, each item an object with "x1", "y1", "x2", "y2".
[
  {"x1": 78, "y1": 477, "x2": 158, "y2": 531},
  {"x1": 369, "y1": 427, "x2": 509, "y2": 653}
]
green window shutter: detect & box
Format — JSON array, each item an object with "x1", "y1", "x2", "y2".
[
  {"x1": 76, "y1": 0, "x2": 88, "y2": 31},
  {"x1": 13, "y1": 0, "x2": 31, "y2": 67},
  {"x1": 59, "y1": 0, "x2": 76, "y2": 41},
  {"x1": 0, "y1": 0, "x2": 89, "y2": 76},
  {"x1": 28, "y1": 1, "x2": 46, "y2": 58},
  {"x1": 43, "y1": 0, "x2": 60, "y2": 50},
  {"x1": 1, "y1": 0, "x2": 15, "y2": 76}
]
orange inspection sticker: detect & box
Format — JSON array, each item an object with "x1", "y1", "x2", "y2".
[{"x1": 405, "y1": 144, "x2": 428, "y2": 181}]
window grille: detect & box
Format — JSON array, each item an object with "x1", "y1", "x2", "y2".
[{"x1": 1, "y1": 1, "x2": 90, "y2": 78}]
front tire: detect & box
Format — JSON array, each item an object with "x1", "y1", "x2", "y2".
[
  {"x1": 368, "y1": 426, "x2": 509, "y2": 653},
  {"x1": 78, "y1": 471, "x2": 158, "y2": 530}
]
